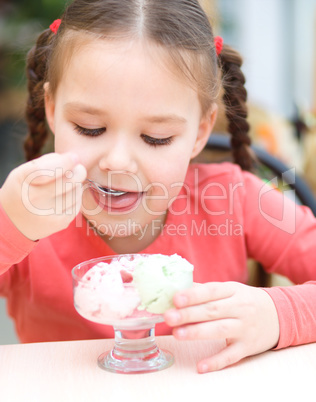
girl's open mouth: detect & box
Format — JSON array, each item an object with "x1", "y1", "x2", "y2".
[{"x1": 87, "y1": 179, "x2": 143, "y2": 213}]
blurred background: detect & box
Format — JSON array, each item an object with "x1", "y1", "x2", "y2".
[{"x1": 1, "y1": 0, "x2": 316, "y2": 343}]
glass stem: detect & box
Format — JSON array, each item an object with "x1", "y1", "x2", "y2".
[{"x1": 112, "y1": 326, "x2": 160, "y2": 360}]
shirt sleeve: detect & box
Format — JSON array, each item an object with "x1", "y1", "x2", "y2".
[
  {"x1": 242, "y1": 171, "x2": 316, "y2": 349},
  {"x1": 264, "y1": 282, "x2": 316, "y2": 349},
  {"x1": 0, "y1": 201, "x2": 37, "y2": 275}
]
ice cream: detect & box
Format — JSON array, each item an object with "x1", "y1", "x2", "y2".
[
  {"x1": 74, "y1": 254, "x2": 194, "y2": 323},
  {"x1": 132, "y1": 254, "x2": 194, "y2": 314},
  {"x1": 74, "y1": 258, "x2": 141, "y2": 322}
]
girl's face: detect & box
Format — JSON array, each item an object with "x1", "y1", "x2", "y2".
[{"x1": 45, "y1": 38, "x2": 217, "y2": 249}]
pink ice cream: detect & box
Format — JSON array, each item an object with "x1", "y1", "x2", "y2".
[{"x1": 74, "y1": 258, "x2": 142, "y2": 323}]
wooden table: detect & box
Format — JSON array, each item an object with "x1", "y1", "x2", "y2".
[{"x1": 1, "y1": 336, "x2": 316, "y2": 401}]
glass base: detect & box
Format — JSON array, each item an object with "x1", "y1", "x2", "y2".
[{"x1": 97, "y1": 327, "x2": 174, "y2": 374}]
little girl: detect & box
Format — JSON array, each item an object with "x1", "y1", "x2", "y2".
[{"x1": 1, "y1": 0, "x2": 316, "y2": 374}]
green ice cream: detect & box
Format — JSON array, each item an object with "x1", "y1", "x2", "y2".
[{"x1": 132, "y1": 254, "x2": 194, "y2": 314}]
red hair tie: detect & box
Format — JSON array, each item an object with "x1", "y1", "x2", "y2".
[
  {"x1": 50, "y1": 19, "x2": 62, "y2": 35},
  {"x1": 214, "y1": 36, "x2": 223, "y2": 56}
]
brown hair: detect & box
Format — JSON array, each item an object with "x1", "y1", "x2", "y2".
[{"x1": 24, "y1": 0, "x2": 252, "y2": 170}]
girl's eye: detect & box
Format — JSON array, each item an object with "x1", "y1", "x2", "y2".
[
  {"x1": 141, "y1": 134, "x2": 173, "y2": 147},
  {"x1": 74, "y1": 124, "x2": 106, "y2": 137}
]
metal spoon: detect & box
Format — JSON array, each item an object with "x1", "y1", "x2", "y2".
[{"x1": 87, "y1": 179, "x2": 127, "y2": 197}]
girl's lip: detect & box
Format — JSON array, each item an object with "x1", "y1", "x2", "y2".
[{"x1": 87, "y1": 179, "x2": 144, "y2": 213}]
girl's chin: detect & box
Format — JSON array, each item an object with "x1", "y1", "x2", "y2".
[{"x1": 82, "y1": 210, "x2": 167, "y2": 238}]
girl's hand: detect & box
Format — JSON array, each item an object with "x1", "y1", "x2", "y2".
[
  {"x1": 0, "y1": 152, "x2": 87, "y2": 241},
  {"x1": 164, "y1": 282, "x2": 280, "y2": 373}
]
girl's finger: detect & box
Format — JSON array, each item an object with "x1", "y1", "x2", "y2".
[
  {"x1": 53, "y1": 186, "x2": 83, "y2": 216},
  {"x1": 173, "y1": 282, "x2": 237, "y2": 308},
  {"x1": 197, "y1": 343, "x2": 244, "y2": 373},
  {"x1": 172, "y1": 318, "x2": 240, "y2": 341},
  {"x1": 22, "y1": 152, "x2": 82, "y2": 185},
  {"x1": 23, "y1": 177, "x2": 84, "y2": 217},
  {"x1": 53, "y1": 164, "x2": 87, "y2": 197},
  {"x1": 165, "y1": 297, "x2": 235, "y2": 326}
]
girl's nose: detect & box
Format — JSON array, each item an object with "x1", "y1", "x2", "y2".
[{"x1": 98, "y1": 136, "x2": 138, "y2": 174}]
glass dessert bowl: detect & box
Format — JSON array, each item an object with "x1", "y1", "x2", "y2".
[{"x1": 72, "y1": 253, "x2": 193, "y2": 374}]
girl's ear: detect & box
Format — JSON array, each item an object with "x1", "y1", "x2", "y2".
[
  {"x1": 43, "y1": 82, "x2": 55, "y2": 134},
  {"x1": 190, "y1": 103, "x2": 218, "y2": 160}
]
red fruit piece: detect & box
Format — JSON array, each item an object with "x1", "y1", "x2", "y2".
[{"x1": 120, "y1": 270, "x2": 133, "y2": 283}]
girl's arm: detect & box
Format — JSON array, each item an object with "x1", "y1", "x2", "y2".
[
  {"x1": 242, "y1": 170, "x2": 316, "y2": 349},
  {"x1": 165, "y1": 169, "x2": 316, "y2": 372},
  {"x1": 0, "y1": 202, "x2": 36, "y2": 274},
  {"x1": 264, "y1": 281, "x2": 316, "y2": 349}
]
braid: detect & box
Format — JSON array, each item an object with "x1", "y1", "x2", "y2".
[
  {"x1": 218, "y1": 44, "x2": 253, "y2": 171},
  {"x1": 24, "y1": 28, "x2": 55, "y2": 161}
]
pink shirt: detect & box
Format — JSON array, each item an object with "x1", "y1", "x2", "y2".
[{"x1": 1, "y1": 162, "x2": 316, "y2": 347}]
